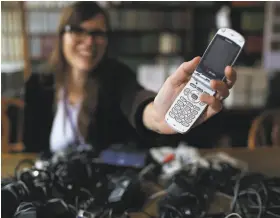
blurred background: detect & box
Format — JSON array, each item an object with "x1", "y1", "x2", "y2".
[{"x1": 1, "y1": 1, "x2": 280, "y2": 151}]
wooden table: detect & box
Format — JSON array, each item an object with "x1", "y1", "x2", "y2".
[
  {"x1": 2, "y1": 147, "x2": 280, "y2": 177},
  {"x1": 2, "y1": 147, "x2": 280, "y2": 217},
  {"x1": 144, "y1": 147, "x2": 280, "y2": 217},
  {"x1": 199, "y1": 146, "x2": 280, "y2": 177},
  {"x1": 1, "y1": 153, "x2": 37, "y2": 178}
]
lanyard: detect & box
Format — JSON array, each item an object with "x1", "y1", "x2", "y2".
[{"x1": 63, "y1": 89, "x2": 84, "y2": 145}]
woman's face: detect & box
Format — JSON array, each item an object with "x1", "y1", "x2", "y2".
[{"x1": 62, "y1": 13, "x2": 108, "y2": 74}]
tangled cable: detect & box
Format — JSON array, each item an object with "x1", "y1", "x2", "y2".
[
  {"x1": 2, "y1": 147, "x2": 280, "y2": 218},
  {"x1": 157, "y1": 159, "x2": 280, "y2": 218},
  {"x1": 1, "y1": 147, "x2": 151, "y2": 218},
  {"x1": 230, "y1": 173, "x2": 280, "y2": 218}
]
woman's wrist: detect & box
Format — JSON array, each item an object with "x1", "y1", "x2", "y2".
[{"x1": 142, "y1": 102, "x2": 162, "y2": 134}]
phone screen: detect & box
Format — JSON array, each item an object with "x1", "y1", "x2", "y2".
[{"x1": 196, "y1": 34, "x2": 241, "y2": 80}]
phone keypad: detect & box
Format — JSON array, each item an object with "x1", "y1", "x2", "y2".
[
  {"x1": 169, "y1": 95, "x2": 203, "y2": 127},
  {"x1": 167, "y1": 75, "x2": 216, "y2": 132}
]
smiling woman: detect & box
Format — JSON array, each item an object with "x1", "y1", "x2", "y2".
[
  {"x1": 46, "y1": 2, "x2": 112, "y2": 151},
  {"x1": 23, "y1": 1, "x2": 161, "y2": 153},
  {"x1": 61, "y1": 16, "x2": 108, "y2": 74},
  {"x1": 23, "y1": 1, "x2": 237, "y2": 154}
]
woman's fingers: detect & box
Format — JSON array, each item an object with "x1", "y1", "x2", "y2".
[
  {"x1": 168, "y1": 57, "x2": 201, "y2": 86},
  {"x1": 224, "y1": 66, "x2": 237, "y2": 89},
  {"x1": 200, "y1": 93, "x2": 223, "y2": 113},
  {"x1": 210, "y1": 80, "x2": 229, "y2": 100}
]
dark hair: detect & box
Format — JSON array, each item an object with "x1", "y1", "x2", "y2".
[{"x1": 48, "y1": 1, "x2": 110, "y2": 140}]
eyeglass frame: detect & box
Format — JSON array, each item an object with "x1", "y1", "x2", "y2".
[{"x1": 61, "y1": 24, "x2": 108, "y2": 40}]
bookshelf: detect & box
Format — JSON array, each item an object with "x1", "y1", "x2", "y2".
[
  {"x1": 22, "y1": 1, "x2": 195, "y2": 72},
  {"x1": 1, "y1": 2, "x2": 24, "y2": 69},
  {"x1": 24, "y1": 1, "x2": 73, "y2": 70},
  {"x1": 1, "y1": 2, "x2": 28, "y2": 97},
  {"x1": 3, "y1": 2, "x2": 267, "y2": 94},
  {"x1": 107, "y1": 3, "x2": 193, "y2": 71}
]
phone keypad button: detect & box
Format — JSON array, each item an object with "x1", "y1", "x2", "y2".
[
  {"x1": 188, "y1": 90, "x2": 200, "y2": 103},
  {"x1": 180, "y1": 96, "x2": 187, "y2": 103},
  {"x1": 191, "y1": 93, "x2": 198, "y2": 100},
  {"x1": 185, "y1": 101, "x2": 191, "y2": 107},
  {"x1": 184, "y1": 88, "x2": 190, "y2": 95},
  {"x1": 169, "y1": 112, "x2": 175, "y2": 118},
  {"x1": 177, "y1": 100, "x2": 184, "y2": 106},
  {"x1": 190, "y1": 83, "x2": 196, "y2": 88}
]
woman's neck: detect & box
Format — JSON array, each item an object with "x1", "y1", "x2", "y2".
[
  {"x1": 66, "y1": 70, "x2": 87, "y2": 103},
  {"x1": 70, "y1": 69, "x2": 87, "y2": 88}
]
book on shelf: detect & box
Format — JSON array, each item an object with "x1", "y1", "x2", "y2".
[
  {"x1": 29, "y1": 36, "x2": 41, "y2": 59},
  {"x1": 27, "y1": 10, "x2": 60, "y2": 34},
  {"x1": 109, "y1": 33, "x2": 183, "y2": 57},
  {"x1": 25, "y1": 1, "x2": 73, "y2": 9},
  {"x1": 41, "y1": 35, "x2": 56, "y2": 59},
  {"x1": 141, "y1": 34, "x2": 159, "y2": 54},
  {"x1": 1, "y1": 6, "x2": 24, "y2": 70},
  {"x1": 231, "y1": 1, "x2": 263, "y2": 7},
  {"x1": 159, "y1": 33, "x2": 182, "y2": 54},
  {"x1": 29, "y1": 35, "x2": 56, "y2": 60},
  {"x1": 108, "y1": 9, "x2": 192, "y2": 31},
  {"x1": 245, "y1": 36, "x2": 263, "y2": 53}
]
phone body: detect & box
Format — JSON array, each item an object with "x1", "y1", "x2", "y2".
[{"x1": 165, "y1": 28, "x2": 245, "y2": 134}]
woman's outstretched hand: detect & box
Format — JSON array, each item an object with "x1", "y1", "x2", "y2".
[{"x1": 143, "y1": 56, "x2": 237, "y2": 134}]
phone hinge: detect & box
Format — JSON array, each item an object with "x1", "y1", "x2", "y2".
[{"x1": 192, "y1": 73, "x2": 213, "y2": 91}]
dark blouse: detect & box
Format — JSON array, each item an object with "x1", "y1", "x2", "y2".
[{"x1": 23, "y1": 58, "x2": 181, "y2": 153}]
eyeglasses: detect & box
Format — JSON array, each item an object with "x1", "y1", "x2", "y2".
[{"x1": 63, "y1": 25, "x2": 108, "y2": 40}]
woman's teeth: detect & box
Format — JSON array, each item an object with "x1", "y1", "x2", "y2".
[{"x1": 79, "y1": 50, "x2": 93, "y2": 57}]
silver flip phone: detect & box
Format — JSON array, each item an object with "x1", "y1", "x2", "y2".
[{"x1": 165, "y1": 28, "x2": 245, "y2": 134}]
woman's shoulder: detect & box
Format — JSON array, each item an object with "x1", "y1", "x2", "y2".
[
  {"x1": 26, "y1": 73, "x2": 54, "y2": 87},
  {"x1": 25, "y1": 65, "x2": 55, "y2": 92}
]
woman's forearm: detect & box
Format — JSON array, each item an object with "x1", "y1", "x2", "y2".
[{"x1": 143, "y1": 102, "x2": 175, "y2": 134}]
